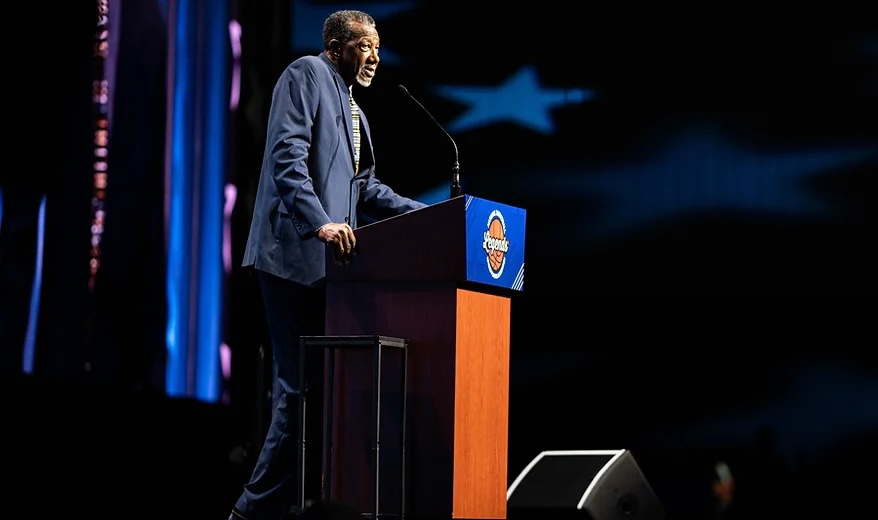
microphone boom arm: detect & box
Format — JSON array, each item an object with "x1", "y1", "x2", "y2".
[{"x1": 398, "y1": 85, "x2": 462, "y2": 198}]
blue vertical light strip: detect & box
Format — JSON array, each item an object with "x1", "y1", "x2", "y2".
[
  {"x1": 165, "y1": 0, "x2": 228, "y2": 401},
  {"x1": 22, "y1": 194, "x2": 47, "y2": 374},
  {"x1": 166, "y1": 0, "x2": 196, "y2": 397},
  {"x1": 194, "y1": 0, "x2": 229, "y2": 402}
]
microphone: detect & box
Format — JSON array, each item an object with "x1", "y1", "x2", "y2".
[{"x1": 397, "y1": 84, "x2": 461, "y2": 198}]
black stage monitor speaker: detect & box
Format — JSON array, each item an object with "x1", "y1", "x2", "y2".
[{"x1": 506, "y1": 449, "x2": 665, "y2": 520}]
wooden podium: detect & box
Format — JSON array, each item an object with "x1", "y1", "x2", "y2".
[{"x1": 320, "y1": 195, "x2": 526, "y2": 520}]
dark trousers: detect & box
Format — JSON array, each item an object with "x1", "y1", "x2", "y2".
[{"x1": 234, "y1": 270, "x2": 325, "y2": 520}]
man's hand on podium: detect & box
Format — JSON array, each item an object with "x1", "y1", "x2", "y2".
[{"x1": 317, "y1": 222, "x2": 357, "y2": 265}]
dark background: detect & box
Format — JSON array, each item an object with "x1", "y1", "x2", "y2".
[{"x1": 1, "y1": 1, "x2": 876, "y2": 519}]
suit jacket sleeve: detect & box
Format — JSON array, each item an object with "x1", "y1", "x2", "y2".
[
  {"x1": 267, "y1": 63, "x2": 332, "y2": 236},
  {"x1": 358, "y1": 172, "x2": 428, "y2": 217}
]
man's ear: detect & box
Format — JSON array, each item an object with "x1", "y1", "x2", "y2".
[{"x1": 329, "y1": 40, "x2": 342, "y2": 59}]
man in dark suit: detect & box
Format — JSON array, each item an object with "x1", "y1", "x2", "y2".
[{"x1": 230, "y1": 9, "x2": 426, "y2": 520}]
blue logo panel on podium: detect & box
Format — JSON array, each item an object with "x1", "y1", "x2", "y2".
[{"x1": 464, "y1": 195, "x2": 526, "y2": 291}]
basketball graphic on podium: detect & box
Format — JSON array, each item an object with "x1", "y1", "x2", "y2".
[{"x1": 483, "y1": 209, "x2": 510, "y2": 279}]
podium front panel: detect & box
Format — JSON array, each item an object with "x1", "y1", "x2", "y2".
[{"x1": 464, "y1": 196, "x2": 526, "y2": 292}]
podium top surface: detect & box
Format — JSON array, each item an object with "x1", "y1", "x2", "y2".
[{"x1": 326, "y1": 195, "x2": 526, "y2": 293}]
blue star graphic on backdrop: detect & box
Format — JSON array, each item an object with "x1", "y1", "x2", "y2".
[
  {"x1": 416, "y1": 123, "x2": 877, "y2": 240},
  {"x1": 530, "y1": 125, "x2": 877, "y2": 240},
  {"x1": 434, "y1": 66, "x2": 595, "y2": 134},
  {"x1": 290, "y1": 0, "x2": 413, "y2": 65}
]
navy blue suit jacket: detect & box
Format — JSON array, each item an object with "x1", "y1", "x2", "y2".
[{"x1": 243, "y1": 54, "x2": 426, "y2": 286}]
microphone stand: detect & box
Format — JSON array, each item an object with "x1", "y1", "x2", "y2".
[{"x1": 397, "y1": 84, "x2": 463, "y2": 199}]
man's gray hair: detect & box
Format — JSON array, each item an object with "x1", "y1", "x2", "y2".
[{"x1": 322, "y1": 10, "x2": 376, "y2": 50}]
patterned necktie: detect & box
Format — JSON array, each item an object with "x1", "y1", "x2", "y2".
[{"x1": 350, "y1": 94, "x2": 360, "y2": 174}]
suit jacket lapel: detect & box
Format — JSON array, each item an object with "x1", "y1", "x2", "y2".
[{"x1": 320, "y1": 54, "x2": 358, "y2": 172}]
